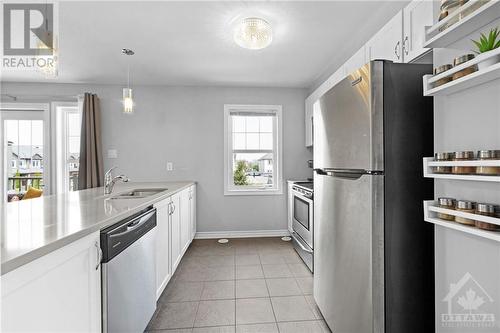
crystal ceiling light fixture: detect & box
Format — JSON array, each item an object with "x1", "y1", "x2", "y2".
[
  {"x1": 122, "y1": 48, "x2": 135, "y2": 114},
  {"x1": 233, "y1": 17, "x2": 273, "y2": 50}
]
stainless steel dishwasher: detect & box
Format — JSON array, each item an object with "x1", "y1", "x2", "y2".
[{"x1": 101, "y1": 207, "x2": 157, "y2": 333}]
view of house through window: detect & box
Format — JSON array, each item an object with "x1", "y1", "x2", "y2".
[
  {"x1": 55, "y1": 104, "x2": 81, "y2": 192},
  {"x1": 1, "y1": 104, "x2": 82, "y2": 201},
  {"x1": 3, "y1": 117, "x2": 45, "y2": 202},
  {"x1": 225, "y1": 105, "x2": 282, "y2": 194},
  {"x1": 66, "y1": 110, "x2": 81, "y2": 191}
]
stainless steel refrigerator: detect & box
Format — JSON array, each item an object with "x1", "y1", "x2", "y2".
[{"x1": 313, "y1": 61, "x2": 435, "y2": 333}]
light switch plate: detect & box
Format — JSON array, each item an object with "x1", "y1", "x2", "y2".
[
  {"x1": 167, "y1": 162, "x2": 173, "y2": 171},
  {"x1": 107, "y1": 149, "x2": 118, "y2": 159}
]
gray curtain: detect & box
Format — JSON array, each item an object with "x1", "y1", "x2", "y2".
[{"x1": 78, "y1": 93, "x2": 104, "y2": 189}]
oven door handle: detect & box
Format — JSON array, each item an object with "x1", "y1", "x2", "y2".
[
  {"x1": 292, "y1": 191, "x2": 313, "y2": 203},
  {"x1": 291, "y1": 232, "x2": 313, "y2": 254}
]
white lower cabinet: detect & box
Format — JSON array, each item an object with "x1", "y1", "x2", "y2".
[
  {"x1": 155, "y1": 198, "x2": 172, "y2": 299},
  {"x1": 189, "y1": 185, "x2": 197, "y2": 240},
  {"x1": 170, "y1": 192, "x2": 182, "y2": 272},
  {"x1": 154, "y1": 185, "x2": 196, "y2": 299},
  {"x1": 1, "y1": 232, "x2": 102, "y2": 333},
  {"x1": 180, "y1": 188, "x2": 191, "y2": 255},
  {"x1": 287, "y1": 182, "x2": 294, "y2": 233}
]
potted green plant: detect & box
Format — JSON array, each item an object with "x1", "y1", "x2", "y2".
[{"x1": 472, "y1": 27, "x2": 500, "y2": 70}]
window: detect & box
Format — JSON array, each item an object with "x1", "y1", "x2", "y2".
[
  {"x1": 54, "y1": 102, "x2": 81, "y2": 193},
  {"x1": 1, "y1": 104, "x2": 49, "y2": 202},
  {"x1": 224, "y1": 105, "x2": 282, "y2": 195}
]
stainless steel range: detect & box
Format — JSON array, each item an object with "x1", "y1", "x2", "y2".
[{"x1": 290, "y1": 181, "x2": 314, "y2": 272}]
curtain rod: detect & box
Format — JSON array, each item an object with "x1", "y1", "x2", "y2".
[{"x1": 1, "y1": 93, "x2": 81, "y2": 101}]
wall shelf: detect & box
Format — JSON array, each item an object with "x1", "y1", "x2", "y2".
[
  {"x1": 423, "y1": 61, "x2": 500, "y2": 96},
  {"x1": 423, "y1": 0, "x2": 500, "y2": 48},
  {"x1": 424, "y1": 200, "x2": 500, "y2": 242},
  {"x1": 423, "y1": 157, "x2": 500, "y2": 182}
]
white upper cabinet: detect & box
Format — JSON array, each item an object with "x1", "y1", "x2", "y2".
[
  {"x1": 305, "y1": 100, "x2": 314, "y2": 147},
  {"x1": 305, "y1": 66, "x2": 345, "y2": 147},
  {"x1": 403, "y1": 0, "x2": 434, "y2": 62},
  {"x1": 366, "y1": 11, "x2": 404, "y2": 63},
  {"x1": 344, "y1": 45, "x2": 367, "y2": 75}
]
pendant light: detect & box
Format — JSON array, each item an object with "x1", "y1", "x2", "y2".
[{"x1": 122, "y1": 48, "x2": 135, "y2": 114}]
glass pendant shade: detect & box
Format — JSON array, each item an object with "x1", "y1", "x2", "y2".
[
  {"x1": 123, "y1": 88, "x2": 134, "y2": 114},
  {"x1": 234, "y1": 17, "x2": 272, "y2": 50}
]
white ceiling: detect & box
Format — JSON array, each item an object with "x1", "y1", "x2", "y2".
[{"x1": 1, "y1": 1, "x2": 409, "y2": 88}]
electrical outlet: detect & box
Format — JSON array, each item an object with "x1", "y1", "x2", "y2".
[
  {"x1": 166, "y1": 162, "x2": 173, "y2": 171},
  {"x1": 107, "y1": 149, "x2": 118, "y2": 159}
]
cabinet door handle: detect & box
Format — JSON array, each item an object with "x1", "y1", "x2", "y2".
[
  {"x1": 172, "y1": 203, "x2": 176, "y2": 214},
  {"x1": 168, "y1": 203, "x2": 172, "y2": 215},
  {"x1": 95, "y1": 241, "x2": 102, "y2": 270},
  {"x1": 394, "y1": 41, "x2": 400, "y2": 60},
  {"x1": 403, "y1": 36, "x2": 409, "y2": 55}
]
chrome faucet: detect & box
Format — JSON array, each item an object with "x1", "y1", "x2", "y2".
[{"x1": 104, "y1": 167, "x2": 130, "y2": 195}]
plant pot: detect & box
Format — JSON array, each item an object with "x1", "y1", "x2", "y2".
[{"x1": 476, "y1": 51, "x2": 500, "y2": 70}]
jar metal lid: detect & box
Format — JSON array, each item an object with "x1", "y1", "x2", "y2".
[
  {"x1": 453, "y1": 54, "x2": 475, "y2": 66},
  {"x1": 434, "y1": 64, "x2": 453, "y2": 75},
  {"x1": 456, "y1": 200, "x2": 476, "y2": 210},
  {"x1": 454, "y1": 151, "x2": 475, "y2": 159},
  {"x1": 438, "y1": 10, "x2": 448, "y2": 21},
  {"x1": 438, "y1": 197, "x2": 456, "y2": 206},
  {"x1": 441, "y1": 0, "x2": 460, "y2": 10},
  {"x1": 476, "y1": 203, "x2": 497, "y2": 213},
  {"x1": 477, "y1": 150, "x2": 500, "y2": 159},
  {"x1": 435, "y1": 152, "x2": 453, "y2": 160}
]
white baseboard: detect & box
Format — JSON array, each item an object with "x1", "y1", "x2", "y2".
[{"x1": 195, "y1": 229, "x2": 290, "y2": 239}]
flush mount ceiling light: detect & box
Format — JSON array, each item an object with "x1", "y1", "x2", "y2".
[
  {"x1": 122, "y1": 48, "x2": 135, "y2": 114},
  {"x1": 233, "y1": 17, "x2": 272, "y2": 50}
]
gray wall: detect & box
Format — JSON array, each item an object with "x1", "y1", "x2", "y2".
[
  {"x1": 1, "y1": 83, "x2": 312, "y2": 233},
  {"x1": 433, "y1": 18, "x2": 500, "y2": 332}
]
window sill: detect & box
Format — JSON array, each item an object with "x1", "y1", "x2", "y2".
[{"x1": 224, "y1": 188, "x2": 283, "y2": 196}]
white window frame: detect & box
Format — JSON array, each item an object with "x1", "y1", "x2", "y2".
[
  {"x1": 224, "y1": 104, "x2": 283, "y2": 196},
  {"x1": 0, "y1": 103, "x2": 51, "y2": 202},
  {"x1": 52, "y1": 101, "x2": 80, "y2": 194}
]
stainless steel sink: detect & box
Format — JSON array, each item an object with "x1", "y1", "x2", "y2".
[{"x1": 110, "y1": 188, "x2": 167, "y2": 199}]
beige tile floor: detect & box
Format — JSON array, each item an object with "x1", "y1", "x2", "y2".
[{"x1": 146, "y1": 238, "x2": 331, "y2": 333}]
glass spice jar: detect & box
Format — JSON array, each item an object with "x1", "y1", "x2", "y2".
[
  {"x1": 475, "y1": 203, "x2": 500, "y2": 231},
  {"x1": 455, "y1": 200, "x2": 476, "y2": 225},
  {"x1": 476, "y1": 150, "x2": 500, "y2": 176},
  {"x1": 433, "y1": 152, "x2": 453, "y2": 173},
  {"x1": 452, "y1": 151, "x2": 476, "y2": 174},
  {"x1": 438, "y1": 197, "x2": 456, "y2": 221},
  {"x1": 452, "y1": 54, "x2": 477, "y2": 80},
  {"x1": 433, "y1": 65, "x2": 453, "y2": 87}
]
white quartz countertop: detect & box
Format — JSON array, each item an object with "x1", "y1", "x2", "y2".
[{"x1": 1, "y1": 181, "x2": 195, "y2": 275}]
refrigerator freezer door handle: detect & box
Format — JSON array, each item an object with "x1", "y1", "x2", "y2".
[
  {"x1": 315, "y1": 168, "x2": 383, "y2": 178},
  {"x1": 314, "y1": 168, "x2": 328, "y2": 175}
]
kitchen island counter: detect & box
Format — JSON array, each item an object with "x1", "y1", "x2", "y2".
[{"x1": 1, "y1": 181, "x2": 195, "y2": 274}]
